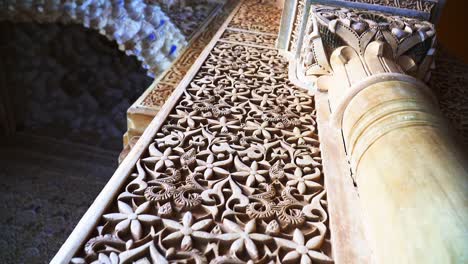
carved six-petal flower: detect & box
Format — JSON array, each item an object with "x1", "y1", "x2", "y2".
[
  {"x1": 169, "y1": 109, "x2": 203, "y2": 128},
  {"x1": 208, "y1": 116, "x2": 241, "y2": 133},
  {"x1": 232, "y1": 156, "x2": 269, "y2": 187},
  {"x1": 275, "y1": 227, "x2": 332, "y2": 263},
  {"x1": 195, "y1": 153, "x2": 231, "y2": 180},
  {"x1": 162, "y1": 211, "x2": 213, "y2": 250},
  {"x1": 284, "y1": 127, "x2": 318, "y2": 145},
  {"x1": 217, "y1": 219, "x2": 271, "y2": 260},
  {"x1": 143, "y1": 145, "x2": 179, "y2": 171},
  {"x1": 103, "y1": 201, "x2": 160, "y2": 241},
  {"x1": 244, "y1": 121, "x2": 279, "y2": 140},
  {"x1": 286, "y1": 167, "x2": 323, "y2": 194}
]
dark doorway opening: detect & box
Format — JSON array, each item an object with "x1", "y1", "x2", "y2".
[{"x1": 0, "y1": 22, "x2": 153, "y2": 263}]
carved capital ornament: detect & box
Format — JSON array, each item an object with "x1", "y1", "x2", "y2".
[{"x1": 296, "y1": 5, "x2": 437, "y2": 89}]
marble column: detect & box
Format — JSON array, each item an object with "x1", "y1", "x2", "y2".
[
  {"x1": 287, "y1": 3, "x2": 468, "y2": 263},
  {"x1": 333, "y1": 73, "x2": 468, "y2": 263}
]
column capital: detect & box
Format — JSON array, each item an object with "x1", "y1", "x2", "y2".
[{"x1": 297, "y1": 5, "x2": 437, "y2": 95}]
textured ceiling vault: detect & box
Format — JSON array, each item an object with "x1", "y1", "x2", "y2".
[
  {"x1": 0, "y1": 22, "x2": 154, "y2": 149},
  {"x1": 0, "y1": 0, "x2": 219, "y2": 77}
]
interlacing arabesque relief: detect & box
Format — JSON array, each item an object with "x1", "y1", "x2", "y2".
[
  {"x1": 140, "y1": 0, "x2": 281, "y2": 110},
  {"x1": 142, "y1": 84, "x2": 176, "y2": 108},
  {"x1": 159, "y1": 2, "x2": 219, "y2": 39},
  {"x1": 220, "y1": 30, "x2": 277, "y2": 48},
  {"x1": 71, "y1": 41, "x2": 333, "y2": 263},
  {"x1": 229, "y1": 0, "x2": 282, "y2": 34},
  {"x1": 140, "y1": 1, "x2": 238, "y2": 109},
  {"x1": 288, "y1": 0, "x2": 306, "y2": 53},
  {"x1": 296, "y1": 5, "x2": 436, "y2": 85}
]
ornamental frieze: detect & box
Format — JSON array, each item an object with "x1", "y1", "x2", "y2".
[
  {"x1": 344, "y1": 0, "x2": 437, "y2": 13},
  {"x1": 288, "y1": 0, "x2": 306, "y2": 53}
]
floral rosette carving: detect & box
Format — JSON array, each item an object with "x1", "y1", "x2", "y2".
[{"x1": 72, "y1": 40, "x2": 332, "y2": 263}]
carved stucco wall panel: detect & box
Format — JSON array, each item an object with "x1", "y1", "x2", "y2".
[
  {"x1": 158, "y1": 2, "x2": 220, "y2": 40},
  {"x1": 122, "y1": 0, "x2": 239, "y2": 149},
  {"x1": 51, "y1": 1, "x2": 335, "y2": 263},
  {"x1": 138, "y1": 0, "x2": 282, "y2": 114},
  {"x1": 221, "y1": 30, "x2": 277, "y2": 48},
  {"x1": 228, "y1": 0, "x2": 282, "y2": 34},
  {"x1": 123, "y1": 0, "x2": 284, "y2": 149},
  {"x1": 142, "y1": 84, "x2": 176, "y2": 107}
]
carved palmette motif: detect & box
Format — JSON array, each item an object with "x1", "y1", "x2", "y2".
[
  {"x1": 72, "y1": 39, "x2": 332, "y2": 263},
  {"x1": 297, "y1": 5, "x2": 436, "y2": 86}
]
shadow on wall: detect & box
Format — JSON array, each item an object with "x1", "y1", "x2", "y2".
[
  {"x1": 0, "y1": 22, "x2": 154, "y2": 150},
  {"x1": 0, "y1": 22, "x2": 155, "y2": 263},
  {"x1": 0, "y1": 0, "x2": 187, "y2": 76},
  {"x1": 431, "y1": 46, "x2": 468, "y2": 147}
]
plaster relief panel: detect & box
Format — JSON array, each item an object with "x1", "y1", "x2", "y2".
[{"x1": 69, "y1": 1, "x2": 333, "y2": 263}]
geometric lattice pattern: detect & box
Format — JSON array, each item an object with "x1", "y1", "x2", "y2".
[{"x1": 71, "y1": 1, "x2": 333, "y2": 263}]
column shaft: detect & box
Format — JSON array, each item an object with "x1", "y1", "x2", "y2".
[{"x1": 341, "y1": 79, "x2": 468, "y2": 263}]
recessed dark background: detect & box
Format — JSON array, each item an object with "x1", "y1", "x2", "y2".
[{"x1": 437, "y1": 0, "x2": 468, "y2": 63}]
